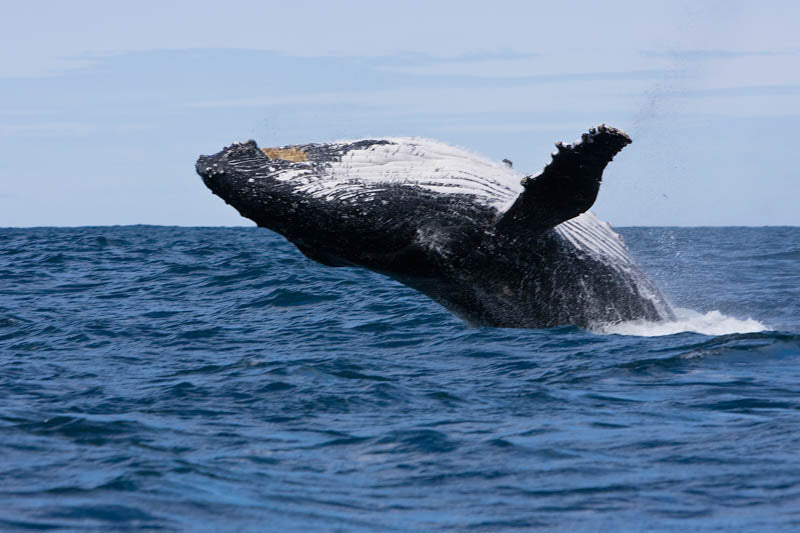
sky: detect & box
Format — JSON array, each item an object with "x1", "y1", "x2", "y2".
[{"x1": 1, "y1": 0, "x2": 799, "y2": 227}]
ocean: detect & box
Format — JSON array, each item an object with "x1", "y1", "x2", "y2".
[{"x1": 1, "y1": 226, "x2": 799, "y2": 531}]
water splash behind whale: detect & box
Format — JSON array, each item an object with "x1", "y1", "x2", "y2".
[{"x1": 596, "y1": 308, "x2": 767, "y2": 336}]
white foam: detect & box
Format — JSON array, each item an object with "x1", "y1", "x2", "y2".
[{"x1": 596, "y1": 308, "x2": 768, "y2": 337}]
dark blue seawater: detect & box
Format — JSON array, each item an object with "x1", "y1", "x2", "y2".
[{"x1": 1, "y1": 226, "x2": 799, "y2": 531}]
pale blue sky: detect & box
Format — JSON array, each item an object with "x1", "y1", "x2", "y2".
[{"x1": 2, "y1": 0, "x2": 799, "y2": 226}]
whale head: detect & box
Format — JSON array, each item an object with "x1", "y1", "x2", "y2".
[{"x1": 195, "y1": 140, "x2": 291, "y2": 229}]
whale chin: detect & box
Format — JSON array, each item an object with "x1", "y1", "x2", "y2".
[{"x1": 197, "y1": 127, "x2": 674, "y2": 329}]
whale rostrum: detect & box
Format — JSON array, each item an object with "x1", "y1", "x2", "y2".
[{"x1": 197, "y1": 126, "x2": 674, "y2": 329}]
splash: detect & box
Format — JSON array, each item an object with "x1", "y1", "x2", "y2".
[{"x1": 596, "y1": 308, "x2": 768, "y2": 337}]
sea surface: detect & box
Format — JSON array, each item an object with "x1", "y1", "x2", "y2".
[{"x1": 1, "y1": 226, "x2": 799, "y2": 532}]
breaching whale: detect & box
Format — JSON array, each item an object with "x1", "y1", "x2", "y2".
[{"x1": 196, "y1": 125, "x2": 674, "y2": 329}]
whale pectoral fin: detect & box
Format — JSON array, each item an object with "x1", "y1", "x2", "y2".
[{"x1": 496, "y1": 125, "x2": 631, "y2": 232}]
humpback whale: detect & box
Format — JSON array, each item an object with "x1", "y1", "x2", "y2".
[{"x1": 197, "y1": 125, "x2": 674, "y2": 329}]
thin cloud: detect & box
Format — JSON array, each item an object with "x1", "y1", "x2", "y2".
[{"x1": 643, "y1": 48, "x2": 799, "y2": 60}]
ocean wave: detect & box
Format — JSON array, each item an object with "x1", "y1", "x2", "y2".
[{"x1": 1, "y1": 226, "x2": 799, "y2": 531}]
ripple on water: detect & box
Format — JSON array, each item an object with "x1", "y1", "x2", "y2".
[{"x1": 0, "y1": 226, "x2": 799, "y2": 531}]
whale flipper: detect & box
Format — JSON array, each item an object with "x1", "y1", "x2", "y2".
[{"x1": 497, "y1": 125, "x2": 631, "y2": 232}]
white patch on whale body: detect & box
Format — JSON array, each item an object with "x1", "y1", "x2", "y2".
[{"x1": 266, "y1": 138, "x2": 524, "y2": 210}]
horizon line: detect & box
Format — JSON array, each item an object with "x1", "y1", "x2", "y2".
[{"x1": 2, "y1": 224, "x2": 798, "y2": 230}]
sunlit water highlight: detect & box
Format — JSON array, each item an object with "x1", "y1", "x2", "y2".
[{"x1": 1, "y1": 226, "x2": 799, "y2": 531}]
